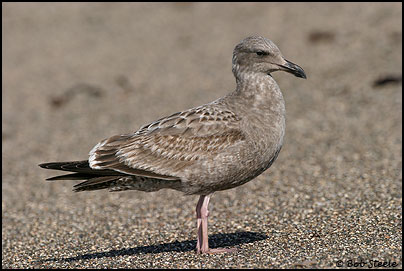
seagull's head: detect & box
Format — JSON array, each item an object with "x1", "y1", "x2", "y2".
[{"x1": 232, "y1": 36, "x2": 306, "y2": 79}]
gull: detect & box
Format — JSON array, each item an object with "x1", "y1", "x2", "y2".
[{"x1": 39, "y1": 36, "x2": 306, "y2": 254}]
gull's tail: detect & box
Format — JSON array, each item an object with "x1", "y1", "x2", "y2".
[
  {"x1": 39, "y1": 160, "x2": 181, "y2": 192},
  {"x1": 39, "y1": 160, "x2": 126, "y2": 192}
]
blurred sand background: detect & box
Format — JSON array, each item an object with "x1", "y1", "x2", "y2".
[{"x1": 2, "y1": 2, "x2": 402, "y2": 268}]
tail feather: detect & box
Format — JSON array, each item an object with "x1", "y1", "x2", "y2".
[
  {"x1": 39, "y1": 160, "x2": 181, "y2": 193},
  {"x1": 39, "y1": 160, "x2": 126, "y2": 192},
  {"x1": 73, "y1": 176, "x2": 122, "y2": 192}
]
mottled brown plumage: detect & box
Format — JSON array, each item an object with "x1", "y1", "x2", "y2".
[{"x1": 39, "y1": 36, "x2": 306, "y2": 253}]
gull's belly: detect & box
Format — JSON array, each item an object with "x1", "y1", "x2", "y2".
[{"x1": 182, "y1": 133, "x2": 284, "y2": 195}]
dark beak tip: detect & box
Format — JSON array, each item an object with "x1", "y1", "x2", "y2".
[
  {"x1": 283, "y1": 59, "x2": 307, "y2": 79},
  {"x1": 291, "y1": 68, "x2": 306, "y2": 79},
  {"x1": 298, "y1": 72, "x2": 307, "y2": 79},
  {"x1": 291, "y1": 65, "x2": 307, "y2": 79}
]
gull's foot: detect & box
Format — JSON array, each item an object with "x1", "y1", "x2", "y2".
[
  {"x1": 196, "y1": 247, "x2": 238, "y2": 254},
  {"x1": 207, "y1": 247, "x2": 238, "y2": 254}
]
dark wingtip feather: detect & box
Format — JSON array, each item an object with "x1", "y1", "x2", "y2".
[
  {"x1": 39, "y1": 162, "x2": 51, "y2": 169},
  {"x1": 38, "y1": 162, "x2": 71, "y2": 170},
  {"x1": 45, "y1": 173, "x2": 97, "y2": 181}
]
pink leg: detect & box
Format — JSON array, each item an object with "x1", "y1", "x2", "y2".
[
  {"x1": 195, "y1": 194, "x2": 237, "y2": 254},
  {"x1": 196, "y1": 195, "x2": 204, "y2": 253}
]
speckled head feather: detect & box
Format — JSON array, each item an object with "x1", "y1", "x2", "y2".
[{"x1": 232, "y1": 36, "x2": 306, "y2": 79}]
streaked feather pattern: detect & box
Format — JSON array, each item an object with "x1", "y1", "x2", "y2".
[{"x1": 89, "y1": 100, "x2": 245, "y2": 178}]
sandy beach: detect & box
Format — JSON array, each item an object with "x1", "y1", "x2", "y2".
[{"x1": 2, "y1": 2, "x2": 402, "y2": 268}]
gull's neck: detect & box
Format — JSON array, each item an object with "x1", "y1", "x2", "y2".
[
  {"x1": 232, "y1": 69, "x2": 285, "y2": 115},
  {"x1": 227, "y1": 68, "x2": 286, "y2": 151},
  {"x1": 235, "y1": 70, "x2": 273, "y2": 93},
  {"x1": 232, "y1": 61, "x2": 279, "y2": 95}
]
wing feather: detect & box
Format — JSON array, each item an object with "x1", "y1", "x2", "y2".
[{"x1": 89, "y1": 101, "x2": 245, "y2": 178}]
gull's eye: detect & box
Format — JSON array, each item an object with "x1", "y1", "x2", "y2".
[{"x1": 256, "y1": 51, "x2": 269, "y2": 56}]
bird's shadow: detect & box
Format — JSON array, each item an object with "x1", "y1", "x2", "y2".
[{"x1": 37, "y1": 231, "x2": 267, "y2": 263}]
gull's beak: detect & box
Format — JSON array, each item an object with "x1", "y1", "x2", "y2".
[{"x1": 279, "y1": 59, "x2": 307, "y2": 79}]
